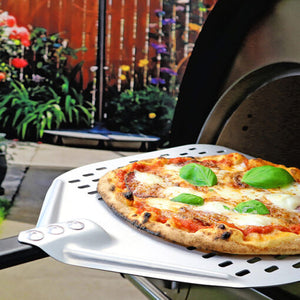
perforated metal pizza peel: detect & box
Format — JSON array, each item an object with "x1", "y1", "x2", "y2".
[{"x1": 18, "y1": 144, "x2": 300, "y2": 288}]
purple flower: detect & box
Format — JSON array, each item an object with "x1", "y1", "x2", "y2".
[
  {"x1": 151, "y1": 77, "x2": 166, "y2": 85},
  {"x1": 32, "y1": 74, "x2": 45, "y2": 83},
  {"x1": 162, "y1": 18, "x2": 176, "y2": 25},
  {"x1": 176, "y1": 6, "x2": 185, "y2": 12},
  {"x1": 150, "y1": 43, "x2": 168, "y2": 54},
  {"x1": 160, "y1": 67, "x2": 178, "y2": 76},
  {"x1": 154, "y1": 9, "x2": 166, "y2": 17}
]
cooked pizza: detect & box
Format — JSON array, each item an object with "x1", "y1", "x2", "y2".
[{"x1": 97, "y1": 152, "x2": 300, "y2": 255}]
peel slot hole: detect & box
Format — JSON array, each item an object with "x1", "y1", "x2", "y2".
[
  {"x1": 218, "y1": 261, "x2": 233, "y2": 267},
  {"x1": 235, "y1": 269, "x2": 250, "y2": 277},
  {"x1": 88, "y1": 190, "x2": 98, "y2": 195},
  {"x1": 292, "y1": 262, "x2": 300, "y2": 269},
  {"x1": 264, "y1": 266, "x2": 279, "y2": 273},
  {"x1": 179, "y1": 152, "x2": 188, "y2": 156},
  {"x1": 69, "y1": 179, "x2": 80, "y2": 183},
  {"x1": 247, "y1": 257, "x2": 262, "y2": 264},
  {"x1": 78, "y1": 185, "x2": 90, "y2": 189},
  {"x1": 96, "y1": 167, "x2": 107, "y2": 171},
  {"x1": 198, "y1": 151, "x2": 207, "y2": 155},
  {"x1": 202, "y1": 252, "x2": 216, "y2": 259},
  {"x1": 83, "y1": 173, "x2": 94, "y2": 177}
]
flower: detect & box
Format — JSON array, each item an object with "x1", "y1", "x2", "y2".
[
  {"x1": 160, "y1": 67, "x2": 178, "y2": 76},
  {"x1": 119, "y1": 74, "x2": 127, "y2": 81},
  {"x1": 11, "y1": 58, "x2": 28, "y2": 68},
  {"x1": 149, "y1": 23, "x2": 158, "y2": 29},
  {"x1": 138, "y1": 59, "x2": 149, "y2": 67},
  {"x1": 150, "y1": 43, "x2": 168, "y2": 54},
  {"x1": 9, "y1": 26, "x2": 31, "y2": 47},
  {"x1": 188, "y1": 23, "x2": 201, "y2": 32},
  {"x1": 162, "y1": 18, "x2": 176, "y2": 26},
  {"x1": 6, "y1": 15, "x2": 16, "y2": 27},
  {"x1": 154, "y1": 9, "x2": 165, "y2": 17},
  {"x1": 176, "y1": 6, "x2": 185, "y2": 12},
  {"x1": 0, "y1": 72, "x2": 6, "y2": 81},
  {"x1": 148, "y1": 113, "x2": 156, "y2": 119},
  {"x1": 32, "y1": 74, "x2": 44, "y2": 83},
  {"x1": 120, "y1": 65, "x2": 130, "y2": 72},
  {"x1": 150, "y1": 77, "x2": 166, "y2": 85}
]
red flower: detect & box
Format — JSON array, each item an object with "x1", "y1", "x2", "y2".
[
  {"x1": 11, "y1": 58, "x2": 28, "y2": 68},
  {"x1": 6, "y1": 15, "x2": 16, "y2": 27},
  {"x1": 9, "y1": 26, "x2": 31, "y2": 46},
  {"x1": 0, "y1": 72, "x2": 6, "y2": 81}
]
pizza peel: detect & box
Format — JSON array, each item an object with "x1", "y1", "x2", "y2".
[{"x1": 18, "y1": 144, "x2": 300, "y2": 288}]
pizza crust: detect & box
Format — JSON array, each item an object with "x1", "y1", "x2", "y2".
[{"x1": 97, "y1": 155, "x2": 300, "y2": 255}]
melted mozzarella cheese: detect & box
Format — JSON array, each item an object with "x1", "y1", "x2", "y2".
[
  {"x1": 162, "y1": 186, "x2": 206, "y2": 199},
  {"x1": 146, "y1": 198, "x2": 183, "y2": 211},
  {"x1": 229, "y1": 213, "x2": 279, "y2": 226},
  {"x1": 193, "y1": 201, "x2": 231, "y2": 214},
  {"x1": 134, "y1": 171, "x2": 164, "y2": 185},
  {"x1": 265, "y1": 193, "x2": 300, "y2": 210}
]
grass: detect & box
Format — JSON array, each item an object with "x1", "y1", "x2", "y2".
[{"x1": 0, "y1": 197, "x2": 11, "y2": 224}]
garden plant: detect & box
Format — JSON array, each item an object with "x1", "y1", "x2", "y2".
[{"x1": 0, "y1": 12, "x2": 95, "y2": 140}]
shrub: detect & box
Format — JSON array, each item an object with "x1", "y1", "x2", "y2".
[
  {"x1": 0, "y1": 12, "x2": 95, "y2": 140},
  {"x1": 105, "y1": 85, "x2": 176, "y2": 140}
]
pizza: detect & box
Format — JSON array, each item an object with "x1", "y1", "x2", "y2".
[{"x1": 97, "y1": 152, "x2": 300, "y2": 255}]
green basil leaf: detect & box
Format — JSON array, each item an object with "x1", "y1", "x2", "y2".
[
  {"x1": 179, "y1": 163, "x2": 217, "y2": 187},
  {"x1": 242, "y1": 166, "x2": 294, "y2": 189},
  {"x1": 234, "y1": 200, "x2": 270, "y2": 215},
  {"x1": 171, "y1": 193, "x2": 204, "y2": 206}
]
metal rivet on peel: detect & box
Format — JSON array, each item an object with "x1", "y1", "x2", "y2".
[
  {"x1": 48, "y1": 225, "x2": 64, "y2": 235},
  {"x1": 68, "y1": 221, "x2": 84, "y2": 230},
  {"x1": 28, "y1": 230, "x2": 44, "y2": 241}
]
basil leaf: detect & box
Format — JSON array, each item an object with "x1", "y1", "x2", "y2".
[
  {"x1": 179, "y1": 163, "x2": 217, "y2": 187},
  {"x1": 242, "y1": 165, "x2": 294, "y2": 189},
  {"x1": 234, "y1": 200, "x2": 270, "y2": 215},
  {"x1": 171, "y1": 193, "x2": 204, "y2": 206}
]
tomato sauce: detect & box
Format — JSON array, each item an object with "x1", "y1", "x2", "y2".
[
  {"x1": 237, "y1": 224, "x2": 300, "y2": 236},
  {"x1": 172, "y1": 216, "x2": 211, "y2": 233}
]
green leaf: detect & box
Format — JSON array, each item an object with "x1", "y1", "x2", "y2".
[
  {"x1": 179, "y1": 163, "x2": 218, "y2": 187},
  {"x1": 234, "y1": 200, "x2": 270, "y2": 215},
  {"x1": 242, "y1": 166, "x2": 294, "y2": 189},
  {"x1": 171, "y1": 193, "x2": 204, "y2": 206}
]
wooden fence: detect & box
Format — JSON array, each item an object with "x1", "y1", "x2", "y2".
[
  {"x1": 105, "y1": 0, "x2": 217, "y2": 93},
  {"x1": 0, "y1": 0, "x2": 217, "y2": 105},
  {"x1": 0, "y1": 0, "x2": 99, "y2": 88}
]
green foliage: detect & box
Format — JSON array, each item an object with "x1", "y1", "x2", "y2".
[
  {"x1": 105, "y1": 85, "x2": 176, "y2": 139},
  {"x1": 0, "y1": 197, "x2": 11, "y2": 223},
  {"x1": 0, "y1": 18, "x2": 95, "y2": 140}
]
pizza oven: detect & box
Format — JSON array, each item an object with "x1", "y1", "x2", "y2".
[{"x1": 1, "y1": 0, "x2": 300, "y2": 299}]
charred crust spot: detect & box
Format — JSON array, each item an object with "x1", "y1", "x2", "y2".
[
  {"x1": 109, "y1": 185, "x2": 115, "y2": 192},
  {"x1": 218, "y1": 224, "x2": 226, "y2": 230},
  {"x1": 221, "y1": 231, "x2": 231, "y2": 240},
  {"x1": 143, "y1": 212, "x2": 152, "y2": 224},
  {"x1": 123, "y1": 191, "x2": 134, "y2": 200}
]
